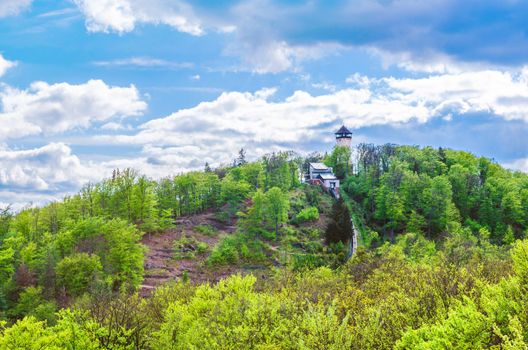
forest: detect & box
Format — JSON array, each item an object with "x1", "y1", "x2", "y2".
[{"x1": 1, "y1": 144, "x2": 528, "y2": 349}]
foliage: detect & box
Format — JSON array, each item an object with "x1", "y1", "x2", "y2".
[
  {"x1": 56, "y1": 253, "x2": 102, "y2": 296},
  {"x1": 324, "y1": 145, "x2": 352, "y2": 179},
  {"x1": 296, "y1": 206, "x2": 320, "y2": 223},
  {"x1": 208, "y1": 234, "x2": 266, "y2": 266},
  {"x1": 1, "y1": 143, "x2": 528, "y2": 349},
  {"x1": 173, "y1": 235, "x2": 208, "y2": 260},
  {"x1": 193, "y1": 224, "x2": 218, "y2": 236},
  {"x1": 265, "y1": 187, "x2": 290, "y2": 240},
  {"x1": 344, "y1": 144, "x2": 528, "y2": 244},
  {"x1": 325, "y1": 198, "x2": 352, "y2": 245}
]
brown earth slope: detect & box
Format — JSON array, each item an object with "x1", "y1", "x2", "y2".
[{"x1": 139, "y1": 210, "x2": 239, "y2": 296}]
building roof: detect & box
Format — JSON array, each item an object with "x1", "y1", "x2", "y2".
[
  {"x1": 318, "y1": 173, "x2": 338, "y2": 180},
  {"x1": 335, "y1": 125, "x2": 352, "y2": 135},
  {"x1": 309, "y1": 162, "x2": 330, "y2": 170}
]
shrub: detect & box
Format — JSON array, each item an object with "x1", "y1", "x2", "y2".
[
  {"x1": 56, "y1": 253, "x2": 102, "y2": 296},
  {"x1": 194, "y1": 225, "x2": 217, "y2": 236},
  {"x1": 301, "y1": 227, "x2": 322, "y2": 239},
  {"x1": 197, "y1": 242, "x2": 208, "y2": 254},
  {"x1": 292, "y1": 253, "x2": 328, "y2": 271},
  {"x1": 208, "y1": 236, "x2": 240, "y2": 265},
  {"x1": 296, "y1": 207, "x2": 320, "y2": 223},
  {"x1": 208, "y1": 234, "x2": 266, "y2": 266},
  {"x1": 173, "y1": 236, "x2": 208, "y2": 260},
  {"x1": 10, "y1": 287, "x2": 57, "y2": 324},
  {"x1": 304, "y1": 241, "x2": 324, "y2": 254}
]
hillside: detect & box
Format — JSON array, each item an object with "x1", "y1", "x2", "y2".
[{"x1": 0, "y1": 144, "x2": 527, "y2": 349}]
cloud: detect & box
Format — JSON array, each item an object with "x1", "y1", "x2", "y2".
[
  {"x1": 69, "y1": 0, "x2": 528, "y2": 73},
  {"x1": 273, "y1": 0, "x2": 528, "y2": 70},
  {"x1": 504, "y1": 158, "x2": 528, "y2": 173},
  {"x1": 4, "y1": 69, "x2": 527, "y2": 208},
  {"x1": 0, "y1": 79, "x2": 147, "y2": 140},
  {"x1": 0, "y1": 142, "x2": 183, "y2": 209},
  {"x1": 381, "y1": 69, "x2": 528, "y2": 122},
  {"x1": 36, "y1": 7, "x2": 78, "y2": 18},
  {"x1": 0, "y1": 142, "x2": 94, "y2": 193},
  {"x1": 226, "y1": 40, "x2": 343, "y2": 74},
  {"x1": 0, "y1": 0, "x2": 32, "y2": 17},
  {"x1": 223, "y1": 0, "x2": 346, "y2": 73},
  {"x1": 211, "y1": 0, "x2": 528, "y2": 73},
  {"x1": 0, "y1": 54, "x2": 17, "y2": 77},
  {"x1": 73, "y1": 0, "x2": 203, "y2": 35},
  {"x1": 92, "y1": 68, "x2": 528, "y2": 171},
  {"x1": 100, "y1": 122, "x2": 129, "y2": 131},
  {"x1": 93, "y1": 57, "x2": 194, "y2": 69}
]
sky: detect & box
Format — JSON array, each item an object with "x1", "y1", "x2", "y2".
[{"x1": 0, "y1": 0, "x2": 527, "y2": 209}]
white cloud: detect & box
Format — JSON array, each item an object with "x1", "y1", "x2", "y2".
[
  {"x1": 4, "y1": 68, "x2": 528, "y2": 208},
  {"x1": 73, "y1": 0, "x2": 203, "y2": 35},
  {"x1": 0, "y1": 79, "x2": 147, "y2": 140},
  {"x1": 382, "y1": 69, "x2": 528, "y2": 122},
  {"x1": 367, "y1": 48, "x2": 473, "y2": 74},
  {"x1": 71, "y1": 0, "x2": 344, "y2": 73},
  {"x1": 0, "y1": 54, "x2": 17, "y2": 77},
  {"x1": 0, "y1": 141, "x2": 210, "y2": 208},
  {"x1": 0, "y1": 0, "x2": 32, "y2": 17},
  {"x1": 100, "y1": 122, "x2": 128, "y2": 131},
  {"x1": 311, "y1": 82, "x2": 336, "y2": 92},
  {"x1": 504, "y1": 158, "x2": 528, "y2": 173},
  {"x1": 0, "y1": 143, "x2": 94, "y2": 192},
  {"x1": 37, "y1": 7, "x2": 78, "y2": 18},
  {"x1": 93, "y1": 57, "x2": 193, "y2": 69},
  {"x1": 226, "y1": 39, "x2": 343, "y2": 74},
  {"x1": 91, "y1": 68, "x2": 528, "y2": 172}
]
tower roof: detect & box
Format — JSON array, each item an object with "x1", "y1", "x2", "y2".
[{"x1": 335, "y1": 125, "x2": 352, "y2": 135}]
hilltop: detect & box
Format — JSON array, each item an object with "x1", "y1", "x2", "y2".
[{"x1": 0, "y1": 143, "x2": 527, "y2": 349}]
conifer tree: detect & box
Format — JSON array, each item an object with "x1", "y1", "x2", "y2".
[{"x1": 325, "y1": 198, "x2": 352, "y2": 245}]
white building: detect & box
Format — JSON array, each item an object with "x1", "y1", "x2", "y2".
[
  {"x1": 304, "y1": 125, "x2": 352, "y2": 198},
  {"x1": 308, "y1": 162, "x2": 340, "y2": 193}
]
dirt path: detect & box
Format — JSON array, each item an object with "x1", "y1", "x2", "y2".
[{"x1": 139, "y1": 210, "x2": 238, "y2": 296}]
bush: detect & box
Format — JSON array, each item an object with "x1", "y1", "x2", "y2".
[
  {"x1": 208, "y1": 236, "x2": 240, "y2": 265},
  {"x1": 208, "y1": 234, "x2": 266, "y2": 266},
  {"x1": 55, "y1": 218, "x2": 145, "y2": 290},
  {"x1": 292, "y1": 253, "x2": 328, "y2": 271},
  {"x1": 197, "y1": 242, "x2": 208, "y2": 254},
  {"x1": 296, "y1": 207, "x2": 319, "y2": 223},
  {"x1": 301, "y1": 227, "x2": 322, "y2": 239},
  {"x1": 173, "y1": 236, "x2": 208, "y2": 260},
  {"x1": 194, "y1": 225, "x2": 217, "y2": 236},
  {"x1": 56, "y1": 253, "x2": 102, "y2": 296},
  {"x1": 10, "y1": 287, "x2": 57, "y2": 324}
]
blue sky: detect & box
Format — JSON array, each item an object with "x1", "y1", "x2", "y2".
[{"x1": 0, "y1": 0, "x2": 527, "y2": 208}]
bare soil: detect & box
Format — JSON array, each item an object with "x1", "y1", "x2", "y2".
[
  {"x1": 139, "y1": 210, "x2": 239, "y2": 296},
  {"x1": 139, "y1": 206, "x2": 331, "y2": 297}
]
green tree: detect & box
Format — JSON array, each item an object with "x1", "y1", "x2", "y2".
[
  {"x1": 0, "y1": 316, "x2": 59, "y2": 350},
  {"x1": 265, "y1": 187, "x2": 290, "y2": 240},
  {"x1": 420, "y1": 175, "x2": 453, "y2": 236},
  {"x1": 325, "y1": 198, "x2": 352, "y2": 245},
  {"x1": 246, "y1": 189, "x2": 267, "y2": 236},
  {"x1": 325, "y1": 145, "x2": 352, "y2": 179},
  {"x1": 56, "y1": 253, "x2": 102, "y2": 296}
]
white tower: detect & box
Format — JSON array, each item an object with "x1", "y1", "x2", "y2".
[{"x1": 335, "y1": 125, "x2": 352, "y2": 148}]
